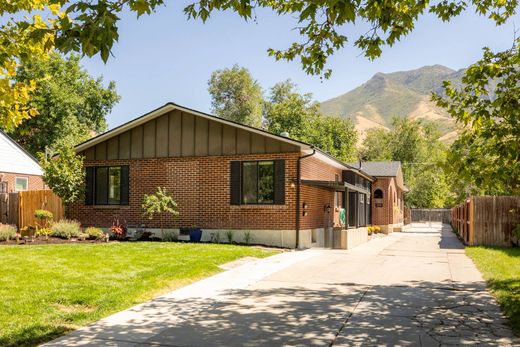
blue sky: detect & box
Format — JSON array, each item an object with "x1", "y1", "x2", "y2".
[{"x1": 80, "y1": 4, "x2": 519, "y2": 129}]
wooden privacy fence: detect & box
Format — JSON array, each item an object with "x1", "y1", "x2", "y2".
[
  {"x1": 0, "y1": 190, "x2": 64, "y2": 229},
  {"x1": 451, "y1": 196, "x2": 520, "y2": 247},
  {"x1": 411, "y1": 209, "x2": 451, "y2": 223}
]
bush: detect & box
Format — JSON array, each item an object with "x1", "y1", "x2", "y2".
[
  {"x1": 162, "y1": 231, "x2": 178, "y2": 242},
  {"x1": 110, "y1": 219, "x2": 127, "y2": 240},
  {"x1": 85, "y1": 227, "x2": 106, "y2": 240},
  {"x1": 51, "y1": 220, "x2": 81, "y2": 239},
  {"x1": 225, "y1": 230, "x2": 235, "y2": 243},
  {"x1": 35, "y1": 228, "x2": 53, "y2": 238},
  {"x1": 34, "y1": 209, "x2": 53, "y2": 227},
  {"x1": 244, "y1": 230, "x2": 253, "y2": 245},
  {"x1": 0, "y1": 224, "x2": 17, "y2": 241}
]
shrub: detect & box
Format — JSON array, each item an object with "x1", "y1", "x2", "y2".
[
  {"x1": 85, "y1": 227, "x2": 106, "y2": 240},
  {"x1": 244, "y1": 230, "x2": 253, "y2": 245},
  {"x1": 210, "y1": 231, "x2": 221, "y2": 243},
  {"x1": 225, "y1": 230, "x2": 235, "y2": 244},
  {"x1": 51, "y1": 220, "x2": 81, "y2": 239},
  {"x1": 0, "y1": 224, "x2": 17, "y2": 241},
  {"x1": 110, "y1": 219, "x2": 127, "y2": 240},
  {"x1": 162, "y1": 231, "x2": 178, "y2": 242},
  {"x1": 20, "y1": 225, "x2": 36, "y2": 237},
  {"x1": 35, "y1": 228, "x2": 53, "y2": 239},
  {"x1": 34, "y1": 209, "x2": 53, "y2": 229}
]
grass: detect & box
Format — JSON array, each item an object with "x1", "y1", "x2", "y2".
[
  {"x1": 0, "y1": 242, "x2": 278, "y2": 346},
  {"x1": 466, "y1": 246, "x2": 520, "y2": 335}
]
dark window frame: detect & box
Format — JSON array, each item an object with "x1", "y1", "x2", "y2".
[
  {"x1": 241, "y1": 160, "x2": 275, "y2": 205},
  {"x1": 92, "y1": 165, "x2": 128, "y2": 206}
]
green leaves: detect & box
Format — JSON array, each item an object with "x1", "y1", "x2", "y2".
[
  {"x1": 208, "y1": 64, "x2": 264, "y2": 128},
  {"x1": 39, "y1": 145, "x2": 86, "y2": 208},
  {"x1": 142, "y1": 187, "x2": 179, "y2": 221},
  {"x1": 264, "y1": 79, "x2": 358, "y2": 161},
  {"x1": 433, "y1": 40, "x2": 520, "y2": 196},
  {"x1": 9, "y1": 53, "x2": 120, "y2": 156}
]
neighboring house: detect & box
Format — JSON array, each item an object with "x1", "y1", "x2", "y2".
[
  {"x1": 70, "y1": 103, "x2": 406, "y2": 248},
  {"x1": 354, "y1": 161, "x2": 409, "y2": 233},
  {"x1": 0, "y1": 130, "x2": 45, "y2": 193}
]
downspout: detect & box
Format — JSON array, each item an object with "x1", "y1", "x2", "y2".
[{"x1": 296, "y1": 148, "x2": 316, "y2": 249}]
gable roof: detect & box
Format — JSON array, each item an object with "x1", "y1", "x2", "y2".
[
  {"x1": 75, "y1": 102, "x2": 374, "y2": 181},
  {"x1": 355, "y1": 161, "x2": 402, "y2": 177},
  {"x1": 0, "y1": 130, "x2": 43, "y2": 176},
  {"x1": 75, "y1": 102, "x2": 313, "y2": 153}
]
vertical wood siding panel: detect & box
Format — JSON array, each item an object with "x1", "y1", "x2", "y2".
[
  {"x1": 181, "y1": 112, "x2": 195, "y2": 156},
  {"x1": 251, "y1": 133, "x2": 266, "y2": 154},
  {"x1": 222, "y1": 125, "x2": 236, "y2": 155},
  {"x1": 156, "y1": 114, "x2": 169, "y2": 157},
  {"x1": 119, "y1": 131, "x2": 131, "y2": 159},
  {"x1": 265, "y1": 137, "x2": 281, "y2": 153},
  {"x1": 208, "y1": 121, "x2": 222, "y2": 156},
  {"x1": 84, "y1": 148, "x2": 95, "y2": 160},
  {"x1": 143, "y1": 120, "x2": 156, "y2": 158},
  {"x1": 195, "y1": 117, "x2": 209, "y2": 156},
  {"x1": 95, "y1": 142, "x2": 107, "y2": 160},
  {"x1": 280, "y1": 142, "x2": 298, "y2": 152},
  {"x1": 236, "y1": 129, "x2": 251, "y2": 154},
  {"x1": 107, "y1": 136, "x2": 119, "y2": 160},
  {"x1": 170, "y1": 110, "x2": 182, "y2": 157},
  {"x1": 131, "y1": 126, "x2": 143, "y2": 158}
]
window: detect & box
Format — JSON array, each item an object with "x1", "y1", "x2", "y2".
[
  {"x1": 374, "y1": 189, "x2": 383, "y2": 199},
  {"x1": 242, "y1": 161, "x2": 274, "y2": 204},
  {"x1": 15, "y1": 177, "x2": 28, "y2": 192},
  {"x1": 86, "y1": 166, "x2": 129, "y2": 205}
]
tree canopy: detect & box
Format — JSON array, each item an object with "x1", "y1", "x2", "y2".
[
  {"x1": 7, "y1": 53, "x2": 120, "y2": 156},
  {"x1": 264, "y1": 80, "x2": 358, "y2": 162},
  {"x1": 1, "y1": 0, "x2": 516, "y2": 129},
  {"x1": 208, "y1": 65, "x2": 263, "y2": 128},
  {"x1": 434, "y1": 40, "x2": 520, "y2": 196},
  {"x1": 361, "y1": 118, "x2": 453, "y2": 208}
]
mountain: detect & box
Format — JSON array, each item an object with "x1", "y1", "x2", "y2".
[{"x1": 320, "y1": 65, "x2": 466, "y2": 143}]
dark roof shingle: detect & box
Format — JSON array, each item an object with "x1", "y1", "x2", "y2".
[{"x1": 347, "y1": 161, "x2": 401, "y2": 177}]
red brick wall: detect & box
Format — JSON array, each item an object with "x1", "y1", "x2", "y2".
[
  {"x1": 69, "y1": 153, "x2": 301, "y2": 230},
  {"x1": 0, "y1": 172, "x2": 45, "y2": 193},
  {"x1": 299, "y1": 156, "x2": 343, "y2": 230},
  {"x1": 371, "y1": 177, "x2": 404, "y2": 226}
]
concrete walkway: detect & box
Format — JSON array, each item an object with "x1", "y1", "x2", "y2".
[{"x1": 45, "y1": 224, "x2": 517, "y2": 346}]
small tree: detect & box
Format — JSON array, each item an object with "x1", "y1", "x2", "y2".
[
  {"x1": 142, "y1": 187, "x2": 179, "y2": 239},
  {"x1": 38, "y1": 145, "x2": 85, "y2": 215},
  {"x1": 34, "y1": 209, "x2": 53, "y2": 230}
]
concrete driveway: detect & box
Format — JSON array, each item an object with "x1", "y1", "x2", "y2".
[{"x1": 46, "y1": 224, "x2": 517, "y2": 346}]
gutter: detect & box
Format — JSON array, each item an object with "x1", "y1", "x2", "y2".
[{"x1": 296, "y1": 148, "x2": 316, "y2": 249}]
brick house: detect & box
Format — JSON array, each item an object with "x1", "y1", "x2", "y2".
[
  {"x1": 0, "y1": 130, "x2": 45, "y2": 193},
  {"x1": 355, "y1": 162, "x2": 408, "y2": 233},
  {"x1": 70, "y1": 103, "x2": 402, "y2": 248}
]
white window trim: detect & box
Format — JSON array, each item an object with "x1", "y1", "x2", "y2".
[{"x1": 15, "y1": 177, "x2": 28, "y2": 192}]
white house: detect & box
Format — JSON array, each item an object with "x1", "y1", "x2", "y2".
[{"x1": 0, "y1": 130, "x2": 44, "y2": 193}]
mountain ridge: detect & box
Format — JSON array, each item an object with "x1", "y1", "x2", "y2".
[{"x1": 320, "y1": 65, "x2": 465, "y2": 143}]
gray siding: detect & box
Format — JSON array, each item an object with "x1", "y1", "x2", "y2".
[{"x1": 80, "y1": 110, "x2": 299, "y2": 160}]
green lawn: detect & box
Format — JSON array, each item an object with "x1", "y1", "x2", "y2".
[
  {"x1": 466, "y1": 246, "x2": 520, "y2": 335},
  {"x1": 0, "y1": 242, "x2": 277, "y2": 346}
]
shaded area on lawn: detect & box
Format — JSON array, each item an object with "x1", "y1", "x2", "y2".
[
  {"x1": 466, "y1": 246, "x2": 520, "y2": 335},
  {"x1": 0, "y1": 242, "x2": 277, "y2": 346}
]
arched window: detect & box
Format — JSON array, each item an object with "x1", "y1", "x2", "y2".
[{"x1": 374, "y1": 189, "x2": 383, "y2": 199}]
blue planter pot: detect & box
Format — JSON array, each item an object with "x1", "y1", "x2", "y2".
[{"x1": 189, "y1": 228, "x2": 202, "y2": 242}]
